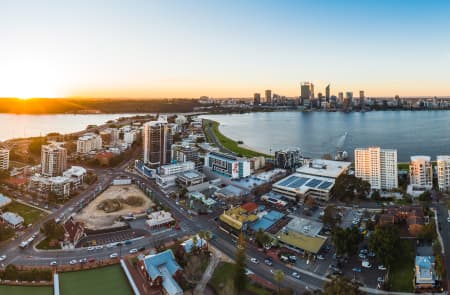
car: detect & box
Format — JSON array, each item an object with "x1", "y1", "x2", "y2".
[
  {"x1": 0, "y1": 255, "x2": 6, "y2": 261},
  {"x1": 110, "y1": 253, "x2": 118, "y2": 258},
  {"x1": 138, "y1": 247, "x2": 146, "y2": 252},
  {"x1": 245, "y1": 268, "x2": 254, "y2": 276},
  {"x1": 87, "y1": 246, "x2": 95, "y2": 251},
  {"x1": 362, "y1": 260, "x2": 372, "y2": 268},
  {"x1": 378, "y1": 265, "x2": 387, "y2": 270},
  {"x1": 95, "y1": 245, "x2": 103, "y2": 250},
  {"x1": 250, "y1": 258, "x2": 259, "y2": 264},
  {"x1": 377, "y1": 276, "x2": 385, "y2": 283},
  {"x1": 360, "y1": 249, "x2": 368, "y2": 254},
  {"x1": 106, "y1": 243, "x2": 115, "y2": 248},
  {"x1": 69, "y1": 259, "x2": 77, "y2": 265},
  {"x1": 79, "y1": 258, "x2": 87, "y2": 263},
  {"x1": 129, "y1": 248, "x2": 138, "y2": 254},
  {"x1": 264, "y1": 259, "x2": 273, "y2": 266},
  {"x1": 352, "y1": 267, "x2": 362, "y2": 273},
  {"x1": 291, "y1": 272, "x2": 300, "y2": 279},
  {"x1": 447, "y1": 217, "x2": 450, "y2": 223},
  {"x1": 88, "y1": 258, "x2": 96, "y2": 263},
  {"x1": 317, "y1": 254, "x2": 325, "y2": 260},
  {"x1": 125, "y1": 240, "x2": 132, "y2": 245},
  {"x1": 358, "y1": 253, "x2": 367, "y2": 259},
  {"x1": 49, "y1": 261, "x2": 57, "y2": 266}
]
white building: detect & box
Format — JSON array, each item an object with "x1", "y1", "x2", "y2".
[
  {"x1": 41, "y1": 142, "x2": 67, "y2": 177},
  {"x1": 156, "y1": 161, "x2": 195, "y2": 188},
  {"x1": 1, "y1": 212, "x2": 24, "y2": 228},
  {"x1": 123, "y1": 130, "x2": 138, "y2": 145},
  {"x1": 175, "y1": 115, "x2": 187, "y2": 125},
  {"x1": 354, "y1": 147, "x2": 398, "y2": 190},
  {"x1": 146, "y1": 210, "x2": 175, "y2": 229},
  {"x1": 437, "y1": 155, "x2": 450, "y2": 192},
  {"x1": 62, "y1": 166, "x2": 87, "y2": 187},
  {"x1": 29, "y1": 174, "x2": 72, "y2": 198},
  {"x1": 0, "y1": 148, "x2": 9, "y2": 170},
  {"x1": 77, "y1": 133, "x2": 102, "y2": 154},
  {"x1": 204, "y1": 152, "x2": 251, "y2": 179},
  {"x1": 409, "y1": 156, "x2": 433, "y2": 190}
]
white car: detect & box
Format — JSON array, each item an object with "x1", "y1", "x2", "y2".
[
  {"x1": 129, "y1": 248, "x2": 138, "y2": 254},
  {"x1": 250, "y1": 258, "x2": 259, "y2": 264},
  {"x1": 106, "y1": 243, "x2": 115, "y2": 248},
  {"x1": 362, "y1": 260, "x2": 372, "y2": 268},
  {"x1": 69, "y1": 259, "x2": 77, "y2": 265},
  {"x1": 291, "y1": 272, "x2": 300, "y2": 279},
  {"x1": 95, "y1": 245, "x2": 103, "y2": 250},
  {"x1": 447, "y1": 217, "x2": 450, "y2": 223},
  {"x1": 110, "y1": 253, "x2": 118, "y2": 258},
  {"x1": 49, "y1": 261, "x2": 57, "y2": 266},
  {"x1": 378, "y1": 265, "x2": 387, "y2": 270},
  {"x1": 317, "y1": 255, "x2": 325, "y2": 260},
  {"x1": 0, "y1": 255, "x2": 6, "y2": 261},
  {"x1": 87, "y1": 246, "x2": 95, "y2": 251}
]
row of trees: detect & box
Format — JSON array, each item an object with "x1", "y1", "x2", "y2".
[{"x1": 333, "y1": 174, "x2": 371, "y2": 202}]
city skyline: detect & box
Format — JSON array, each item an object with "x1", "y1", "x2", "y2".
[{"x1": 1, "y1": 1, "x2": 450, "y2": 99}]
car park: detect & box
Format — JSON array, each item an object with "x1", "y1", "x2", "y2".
[{"x1": 291, "y1": 272, "x2": 301, "y2": 279}]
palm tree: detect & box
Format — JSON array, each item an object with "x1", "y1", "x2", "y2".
[
  {"x1": 204, "y1": 231, "x2": 212, "y2": 251},
  {"x1": 198, "y1": 231, "x2": 205, "y2": 251},
  {"x1": 192, "y1": 235, "x2": 198, "y2": 254},
  {"x1": 274, "y1": 269, "x2": 285, "y2": 294}
]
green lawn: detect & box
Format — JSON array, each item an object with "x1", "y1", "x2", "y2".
[
  {"x1": 390, "y1": 239, "x2": 415, "y2": 292},
  {"x1": 206, "y1": 120, "x2": 271, "y2": 158},
  {"x1": 36, "y1": 237, "x2": 61, "y2": 250},
  {"x1": 59, "y1": 265, "x2": 133, "y2": 295},
  {"x1": 209, "y1": 262, "x2": 272, "y2": 295},
  {"x1": 0, "y1": 285, "x2": 52, "y2": 295},
  {"x1": 4, "y1": 201, "x2": 47, "y2": 226}
]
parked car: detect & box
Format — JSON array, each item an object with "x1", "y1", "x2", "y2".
[
  {"x1": 317, "y1": 255, "x2": 325, "y2": 260},
  {"x1": 250, "y1": 258, "x2": 259, "y2": 264},
  {"x1": 291, "y1": 272, "x2": 301, "y2": 279},
  {"x1": 358, "y1": 253, "x2": 367, "y2": 259},
  {"x1": 264, "y1": 258, "x2": 273, "y2": 266},
  {"x1": 49, "y1": 261, "x2": 57, "y2": 266},
  {"x1": 362, "y1": 260, "x2": 372, "y2": 268},
  {"x1": 87, "y1": 246, "x2": 94, "y2": 251},
  {"x1": 377, "y1": 277, "x2": 385, "y2": 283},
  {"x1": 0, "y1": 255, "x2": 6, "y2": 261},
  {"x1": 129, "y1": 248, "x2": 138, "y2": 254},
  {"x1": 69, "y1": 259, "x2": 77, "y2": 265},
  {"x1": 378, "y1": 265, "x2": 387, "y2": 270},
  {"x1": 110, "y1": 253, "x2": 118, "y2": 258}
]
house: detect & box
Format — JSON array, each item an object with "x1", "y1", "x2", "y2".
[
  {"x1": 1, "y1": 211, "x2": 24, "y2": 228},
  {"x1": 415, "y1": 256, "x2": 437, "y2": 289},
  {"x1": 378, "y1": 206, "x2": 426, "y2": 236},
  {"x1": 138, "y1": 249, "x2": 183, "y2": 295},
  {"x1": 63, "y1": 218, "x2": 85, "y2": 248}
]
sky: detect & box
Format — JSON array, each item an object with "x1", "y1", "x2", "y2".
[{"x1": 1, "y1": 0, "x2": 450, "y2": 99}]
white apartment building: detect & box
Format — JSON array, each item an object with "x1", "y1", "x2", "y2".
[
  {"x1": 0, "y1": 148, "x2": 9, "y2": 170},
  {"x1": 354, "y1": 147, "x2": 398, "y2": 190},
  {"x1": 409, "y1": 156, "x2": 433, "y2": 190},
  {"x1": 41, "y1": 142, "x2": 67, "y2": 177},
  {"x1": 77, "y1": 133, "x2": 102, "y2": 154},
  {"x1": 437, "y1": 155, "x2": 450, "y2": 192}
]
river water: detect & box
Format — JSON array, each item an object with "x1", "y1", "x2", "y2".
[{"x1": 200, "y1": 111, "x2": 450, "y2": 162}]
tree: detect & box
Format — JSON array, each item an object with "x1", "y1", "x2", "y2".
[
  {"x1": 368, "y1": 224, "x2": 400, "y2": 267},
  {"x1": 331, "y1": 226, "x2": 363, "y2": 256},
  {"x1": 41, "y1": 219, "x2": 65, "y2": 240},
  {"x1": 28, "y1": 137, "x2": 45, "y2": 156},
  {"x1": 204, "y1": 230, "x2": 212, "y2": 250},
  {"x1": 418, "y1": 191, "x2": 432, "y2": 202},
  {"x1": 322, "y1": 206, "x2": 341, "y2": 228},
  {"x1": 255, "y1": 228, "x2": 271, "y2": 248},
  {"x1": 371, "y1": 190, "x2": 381, "y2": 200},
  {"x1": 274, "y1": 269, "x2": 285, "y2": 294},
  {"x1": 323, "y1": 276, "x2": 365, "y2": 295},
  {"x1": 233, "y1": 233, "x2": 247, "y2": 292},
  {"x1": 183, "y1": 254, "x2": 204, "y2": 284},
  {"x1": 417, "y1": 221, "x2": 437, "y2": 240},
  {"x1": 334, "y1": 174, "x2": 371, "y2": 201},
  {"x1": 0, "y1": 224, "x2": 14, "y2": 242}
]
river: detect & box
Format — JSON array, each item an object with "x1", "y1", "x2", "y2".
[
  {"x1": 200, "y1": 111, "x2": 450, "y2": 162},
  {"x1": 0, "y1": 113, "x2": 138, "y2": 141}
]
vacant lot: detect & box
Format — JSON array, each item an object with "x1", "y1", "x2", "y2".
[
  {"x1": 0, "y1": 285, "x2": 52, "y2": 295},
  {"x1": 4, "y1": 201, "x2": 47, "y2": 226},
  {"x1": 74, "y1": 184, "x2": 153, "y2": 229},
  {"x1": 60, "y1": 265, "x2": 133, "y2": 295}
]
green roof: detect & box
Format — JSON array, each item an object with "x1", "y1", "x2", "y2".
[{"x1": 277, "y1": 230, "x2": 326, "y2": 254}]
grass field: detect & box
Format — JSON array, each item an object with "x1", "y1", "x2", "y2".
[
  {"x1": 4, "y1": 201, "x2": 47, "y2": 226},
  {"x1": 206, "y1": 120, "x2": 271, "y2": 158},
  {"x1": 390, "y1": 239, "x2": 415, "y2": 292},
  {"x1": 0, "y1": 285, "x2": 52, "y2": 295},
  {"x1": 209, "y1": 262, "x2": 272, "y2": 295},
  {"x1": 36, "y1": 237, "x2": 61, "y2": 250},
  {"x1": 59, "y1": 265, "x2": 133, "y2": 295}
]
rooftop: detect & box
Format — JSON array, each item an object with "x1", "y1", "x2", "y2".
[
  {"x1": 411, "y1": 155, "x2": 431, "y2": 162},
  {"x1": 276, "y1": 229, "x2": 327, "y2": 254},
  {"x1": 219, "y1": 206, "x2": 258, "y2": 230},
  {"x1": 2, "y1": 211, "x2": 24, "y2": 226},
  {"x1": 215, "y1": 184, "x2": 245, "y2": 197},
  {"x1": 0, "y1": 194, "x2": 12, "y2": 208},
  {"x1": 251, "y1": 210, "x2": 285, "y2": 232},
  {"x1": 296, "y1": 159, "x2": 351, "y2": 179},
  {"x1": 273, "y1": 173, "x2": 335, "y2": 194},
  {"x1": 284, "y1": 216, "x2": 323, "y2": 237},
  {"x1": 415, "y1": 256, "x2": 436, "y2": 284},
  {"x1": 178, "y1": 170, "x2": 204, "y2": 180}
]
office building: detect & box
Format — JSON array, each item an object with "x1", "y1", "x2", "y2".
[
  {"x1": 274, "y1": 149, "x2": 302, "y2": 170},
  {"x1": 171, "y1": 144, "x2": 200, "y2": 169},
  {"x1": 41, "y1": 142, "x2": 67, "y2": 177},
  {"x1": 325, "y1": 84, "x2": 330, "y2": 102},
  {"x1": 0, "y1": 148, "x2": 9, "y2": 170},
  {"x1": 359, "y1": 90, "x2": 365, "y2": 108},
  {"x1": 205, "y1": 151, "x2": 251, "y2": 179},
  {"x1": 409, "y1": 156, "x2": 433, "y2": 190},
  {"x1": 77, "y1": 133, "x2": 102, "y2": 154},
  {"x1": 354, "y1": 147, "x2": 398, "y2": 190},
  {"x1": 265, "y1": 89, "x2": 272, "y2": 104},
  {"x1": 273, "y1": 159, "x2": 351, "y2": 201},
  {"x1": 300, "y1": 82, "x2": 314, "y2": 106},
  {"x1": 143, "y1": 117, "x2": 173, "y2": 168},
  {"x1": 437, "y1": 155, "x2": 450, "y2": 192},
  {"x1": 253, "y1": 93, "x2": 261, "y2": 105},
  {"x1": 338, "y1": 92, "x2": 344, "y2": 104}
]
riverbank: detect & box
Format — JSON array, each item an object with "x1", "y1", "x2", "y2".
[{"x1": 203, "y1": 119, "x2": 271, "y2": 158}]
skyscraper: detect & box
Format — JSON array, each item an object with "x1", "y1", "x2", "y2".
[
  {"x1": 338, "y1": 92, "x2": 344, "y2": 103},
  {"x1": 354, "y1": 147, "x2": 398, "y2": 190},
  {"x1": 265, "y1": 89, "x2": 272, "y2": 104},
  {"x1": 359, "y1": 90, "x2": 365, "y2": 108},
  {"x1": 41, "y1": 142, "x2": 67, "y2": 177},
  {"x1": 253, "y1": 93, "x2": 261, "y2": 105},
  {"x1": 0, "y1": 148, "x2": 9, "y2": 170},
  {"x1": 325, "y1": 84, "x2": 330, "y2": 102},
  {"x1": 300, "y1": 82, "x2": 314, "y2": 106},
  {"x1": 143, "y1": 117, "x2": 173, "y2": 168}
]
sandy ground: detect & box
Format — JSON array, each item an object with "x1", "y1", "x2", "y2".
[
  {"x1": 74, "y1": 184, "x2": 154, "y2": 230},
  {"x1": 238, "y1": 143, "x2": 271, "y2": 155}
]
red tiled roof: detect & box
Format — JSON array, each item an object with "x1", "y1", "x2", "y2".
[{"x1": 241, "y1": 202, "x2": 258, "y2": 213}]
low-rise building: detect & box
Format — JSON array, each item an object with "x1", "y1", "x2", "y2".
[
  {"x1": 415, "y1": 256, "x2": 437, "y2": 289},
  {"x1": 29, "y1": 174, "x2": 72, "y2": 198},
  {"x1": 156, "y1": 161, "x2": 196, "y2": 188},
  {"x1": 1, "y1": 211, "x2": 24, "y2": 228},
  {"x1": 146, "y1": 211, "x2": 175, "y2": 230},
  {"x1": 219, "y1": 203, "x2": 259, "y2": 233},
  {"x1": 187, "y1": 191, "x2": 216, "y2": 209},
  {"x1": 176, "y1": 170, "x2": 205, "y2": 187},
  {"x1": 63, "y1": 218, "x2": 85, "y2": 248},
  {"x1": 62, "y1": 166, "x2": 87, "y2": 187},
  {"x1": 138, "y1": 249, "x2": 183, "y2": 295},
  {"x1": 214, "y1": 184, "x2": 246, "y2": 199}
]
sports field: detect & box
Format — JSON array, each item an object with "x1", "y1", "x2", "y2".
[{"x1": 59, "y1": 265, "x2": 133, "y2": 295}]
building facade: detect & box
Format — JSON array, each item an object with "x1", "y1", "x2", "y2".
[
  {"x1": 409, "y1": 156, "x2": 433, "y2": 190},
  {"x1": 143, "y1": 117, "x2": 173, "y2": 168},
  {"x1": 77, "y1": 133, "x2": 102, "y2": 154},
  {"x1": 265, "y1": 89, "x2": 272, "y2": 104},
  {"x1": 300, "y1": 82, "x2": 314, "y2": 106},
  {"x1": 437, "y1": 155, "x2": 450, "y2": 192},
  {"x1": 204, "y1": 152, "x2": 251, "y2": 179},
  {"x1": 41, "y1": 142, "x2": 67, "y2": 177},
  {"x1": 253, "y1": 93, "x2": 261, "y2": 105},
  {"x1": 171, "y1": 144, "x2": 200, "y2": 169},
  {"x1": 354, "y1": 147, "x2": 398, "y2": 190},
  {"x1": 0, "y1": 148, "x2": 9, "y2": 170}
]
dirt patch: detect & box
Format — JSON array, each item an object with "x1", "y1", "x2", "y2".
[{"x1": 74, "y1": 184, "x2": 154, "y2": 230}]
